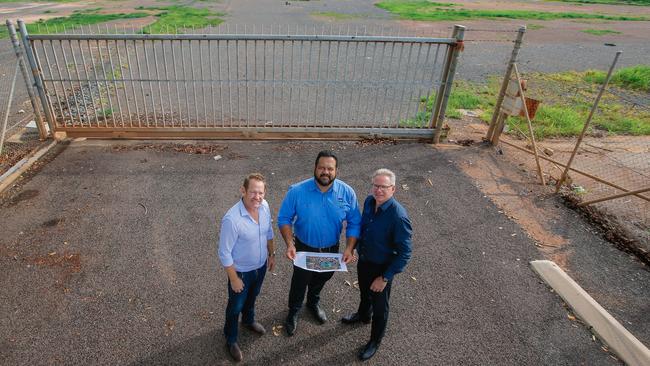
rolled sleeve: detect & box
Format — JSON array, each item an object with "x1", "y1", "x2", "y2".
[
  {"x1": 383, "y1": 215, "x2": 413, "y2": 281},
  {"x1": 218, "y1": 217, "x2": 237, "y2": 268},
  {"x1": 345, "y1": 192, "x2": 362, "y2": 239}
]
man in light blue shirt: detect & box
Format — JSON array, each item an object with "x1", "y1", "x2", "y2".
[
  {"x1": 277, "y1": 150, "x2": 361, "y2": 336},
  {"x1": 218, "y1": 173, "x2": 275, "y2": 362}
]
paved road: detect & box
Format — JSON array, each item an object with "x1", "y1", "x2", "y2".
[{"x1": 1, "y1": 140, "x2": 648, "y2": 365}]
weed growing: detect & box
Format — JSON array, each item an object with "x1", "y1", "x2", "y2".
[{"x1": 137, "y1": 5, "x2": 225, "y2": 34}]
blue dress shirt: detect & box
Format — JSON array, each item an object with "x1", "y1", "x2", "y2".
[
  {"x1": 218, "y1": 199, "x2": 274, "y2": 272},
  {"x1": 356, "y1": 195, "x2": 412, "y2": 281},
  {"x1": 277, "y1": 178, "x2": 361, "y2": 248}
]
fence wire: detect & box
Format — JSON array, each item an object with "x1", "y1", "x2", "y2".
[
  {"x1": 0, "y1": 49, "x2": 42, "y2": 176},
  {"x1": 496, "y1": 59, "x2": 649, "y2": 243}
]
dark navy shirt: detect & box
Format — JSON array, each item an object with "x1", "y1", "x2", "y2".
[{"x1": 357, "y1": 195, "x2": 412, "y2": 281}]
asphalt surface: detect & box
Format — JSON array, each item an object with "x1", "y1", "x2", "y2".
[{"x1": 1, "y1": 139, "x2": 648, "y2": 365}]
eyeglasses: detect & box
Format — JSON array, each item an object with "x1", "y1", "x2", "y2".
[{"x1": 372, "y1": 184, "x2": 393, "y2": 191}]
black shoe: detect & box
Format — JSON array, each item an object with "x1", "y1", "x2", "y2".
[
  {"x1": 359, "y1": 340, "x2": 380, "y2": 361},
  {"x1": 307, "y1": 303, "x2": 327, "y2": 324},
  {"x1": 227, "y1": 342, "x2": 243, "y2": 362},
  {"x1": 341, "y1": 312, "x2": 371, "y2": 325},
  {"x1": 285, "y1": 312, "x2": 298, "y2": 336}
]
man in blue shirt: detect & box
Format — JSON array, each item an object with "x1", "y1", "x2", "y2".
[
  {"x1": 218, "y1": 173, "x2": 275, "y2": 362},
  {"x1": 277, "y1": 150, "x2": 361, "y2": 336},
  {"x1": 341, "y1": 168, "x2": 412, "y2": 361}
]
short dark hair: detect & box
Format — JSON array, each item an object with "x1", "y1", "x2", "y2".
[
  {"x1": 315, "y1": 150, "x2": 338, "y2": 168},
  {"x1": 243, "y1": 173, "x2": 265, "y2": 190}
]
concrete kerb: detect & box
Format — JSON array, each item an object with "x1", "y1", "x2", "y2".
[
  {"x1": 0, "y1": 139, "x2": 58, "y2": 193},
  {"x1": 530, "y1": 260, "x2": 650, "y2": 366}
]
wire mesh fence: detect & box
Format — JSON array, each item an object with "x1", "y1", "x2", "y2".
[
  {"x1": 493, "y1": 53, "x2": 649, "y2": 244},
  {"x1": 0, "y1": 49, "x2": 42, "y2": 177}
]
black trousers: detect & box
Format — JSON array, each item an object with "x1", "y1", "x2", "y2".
[
  {"x1": 288, "y1": 238, "x2": 339, "y2": 313},
  {"x1": 357, "y1": 260, "x2": 393, "y2": 342}
]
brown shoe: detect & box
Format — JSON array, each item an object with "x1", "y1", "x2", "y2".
[
  {"x1": 227, "y1": 342, "x2": 243, "y2": 362},
  {"x1": 244, "y1": 321, "x2": 266, "y2": 335}
]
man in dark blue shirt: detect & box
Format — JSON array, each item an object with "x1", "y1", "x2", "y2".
[
  {"x1": 341, "y1": 168, "x2": 412, "y2": 361},
  {"x1": 278, "y1": 151, "x2": 361, "y2": 336}
]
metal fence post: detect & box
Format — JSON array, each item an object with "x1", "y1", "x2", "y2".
[
  {"x1": 486, "y1": 26, "x2": 526, "y2": 143},
  {"x1": 554, "y1": 51, "x2": 622, "y2": 193},
  {"x1": 432, "y1": 25, "x2": 465, "y2": 144},
  {"x1": 16, "y1": 19, "x2": 55, "y2": 136},
  {"x1": 6, "y1": 20, "x2": 48, "y2": 140}
]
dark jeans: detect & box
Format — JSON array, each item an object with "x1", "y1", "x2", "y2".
[
  {"x1": 357, "y1": 260, "x2": 392, "y2": 342},
  {"x1": 288, "y1": 238, "x2": 339, "y2": 314},
  {"x1": 224, "y1": 263, "x2": 267, "y2": 345}
]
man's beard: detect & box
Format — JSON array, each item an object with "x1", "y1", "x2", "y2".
[{"x1": 314, "y1": 172, "x2": 336, "y2": 187}]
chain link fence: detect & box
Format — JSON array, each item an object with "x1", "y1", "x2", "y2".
[
  {"x1": 490, "y1": 50, "x2": 649, "y2": 251},
  {"x1": 0, "y1": 48, "x2": 44, "y2": 177}
]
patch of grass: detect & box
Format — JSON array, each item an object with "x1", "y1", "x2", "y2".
[
  {"x1": 43, "y1": 10, "x2": 57, "y2": 14},
  {"x1": 23, "y1": 11, "x2": 149, "y2": 35},
  {"x1": 581, "y1": 29, "x2": 622, "y2": 35},
  {"x1": 137, "y1": 5, "x2": 225, "y2": 34},
  {"x1": 375, "y1": 1, "x2": 648, "y2": 21},
  {"x1": 584, "y1": 65, "x2": 650, "y2": 91},
  {"x1": 310, "y1": 11, "x2": 361, "y2": 20},
  {"x1": 527, "y1": 24, "x2": 545, "y2": 30}
]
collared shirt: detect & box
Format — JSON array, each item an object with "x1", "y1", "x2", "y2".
[
  {"x1": 218, "y1": 199, "x2": 274, "y2": 272},
  {"x1": 277, "y1": 178, "x2": 361, "y2": 248},
  {"x1": 357, "y1": 195, "x2": 412, "y2": 281}
]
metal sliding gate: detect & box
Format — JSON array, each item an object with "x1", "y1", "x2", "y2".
[{"x1": 8, "y1": 20, "x2": 465, "y2": 140}]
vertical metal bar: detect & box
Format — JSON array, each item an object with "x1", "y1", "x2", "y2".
[
  {"x1": 31, "y1": 40, "x2": 57, "y2": 128},
  {"x1": 388, "y1": 42, "x2": 406, "y2": 126},
  {"x1": 303, "y1": 38, "x2": 313, "y2": 126},
  {"x1": 115, "y1": 39, "x2": 132, "y2": 127},
  {"x1": 297, "y1": 38, "x2": 305, "y2": 126},
  {"x1": 513, "y1": 63, "x2": 546, "y2": 186},
  {"x1": 235, "y1": 39, "x2": 241, "y2": 126},
  {"x1": 124, "y1": 39, "x2": 140, "y2": 127},
  {"x1": 363, "y1": 41, "x2": 381, "y2": 126},
  {"x1": 199, "y1": 40, "x2": 207, "y2": 127},
  {"x1": 152, "y1": 40, "x2": 166, "y2": 127},
  {"x1": 217, "y1": 40, "x2": 225, "y2": 126},
  {"x1": 245, "y1": 38, "x2": 250, "y2": 127},
  {"x1": 279, "y1": 38, "x2": 285, "y2": 125},
  {"x1": 262, "y1": 39, "x2": 267, "y2": 125},
  {"x1": 171, "y1": 39, "x2": 183, "y2": 127},
  {"x1": 270, "y1": 38, "x2": 276, "y2": 125},
  {"x1": 161, "y1": 40, "x2": 174, "y2": 127},
  {"x1": 288, "y1": 39, "x2": 295, "y2": 126},
  {"x1": 253, "y1": 39, "x2": 258, "y2": 126},
  {"x1": 226, "y1": 39, "x2": 233, "y2": 127},
  {"x1": 208, "y1": 40, "x2": 216, "y2": 127},
  {"x1": 313, "y1": 37, "x2": 323, "y2": 126},
  {"x1": 133, "y1": 40, "x2": 148, "y2": 127},
  {"x1": 433, "y1": 25, "x2": 466, "y2": 143},
  {"x1": 105, "y1": 39, "x2": 125, "y2": 127},
  {"x1": 180, "y1": 40, "x2": 190, "y2": 126},
  {"x1": 7, "y1": 21, "x2": 47, "y2": 138},
  {"x1": 423, "y1": 43, "x2": 442, "y2": 128},
  {"x1": 16, "y1": 20, "x2": 55, "y2": 135},
  {"x1": 487, "y1": 26, "x2": 526, "y2": 142},
  {"x1": 96, "y1": 40, "x2": 116, "y2": 127},
  {"x1": 142, "y1": 40, "x2": 158, "y2": 126},
  {"x1": 555, "y1": 51, "x2": 622, "y2": 192}
]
